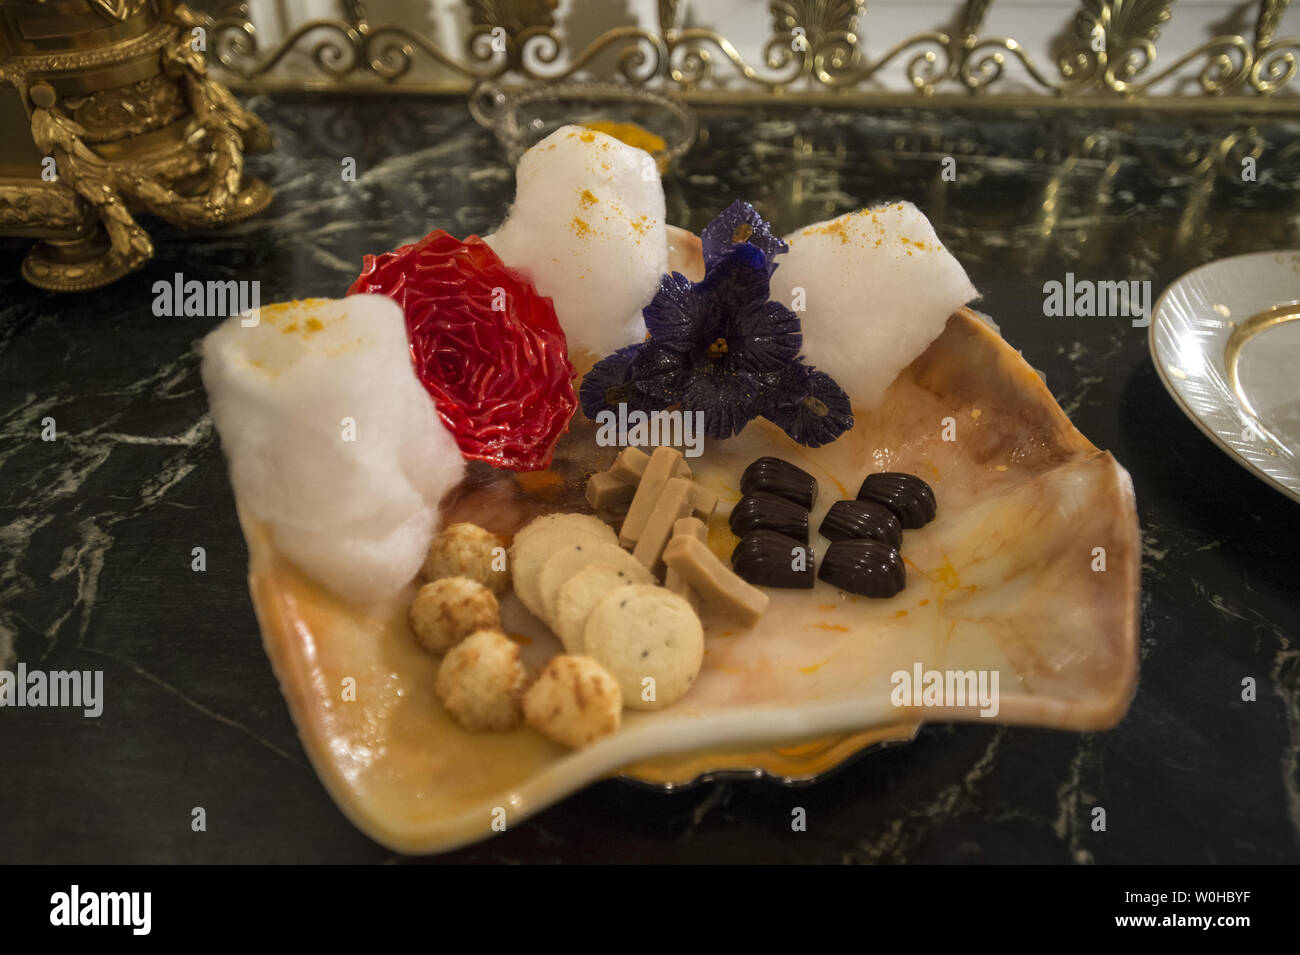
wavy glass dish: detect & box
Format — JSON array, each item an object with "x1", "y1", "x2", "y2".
[
  {"x1": 239, "y1": 306, "x2": 1140, "y2": 854},
  {"x1": 468, "y1": 80, "x2": 697, "y2": 168}
]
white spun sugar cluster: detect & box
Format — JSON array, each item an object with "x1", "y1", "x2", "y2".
[
  {"x1": 201, "y1": 295, "x2": 465, "y2": 604},
  {"x1": 485, "y1": 125, "x2": 667, "y2": 360},
  {"x1": 770, "y1": 201, "x2": 978, "y2": 411}
]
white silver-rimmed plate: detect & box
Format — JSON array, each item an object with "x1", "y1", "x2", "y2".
[{"x1": 1151, "y1": 251, "x2": 1300, "y2": 504}]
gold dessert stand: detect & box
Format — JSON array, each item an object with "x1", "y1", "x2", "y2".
[{"x1": 0, "y1": 0, "x2": 271, "y2": 291}]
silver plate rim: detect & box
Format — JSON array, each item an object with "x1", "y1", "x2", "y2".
[{"x1": 1149, "y1": 250, "x2": 1300, "y2": 506}]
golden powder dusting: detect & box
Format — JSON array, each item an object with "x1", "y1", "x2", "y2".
[
  {"x1": 571, "y1": 217, "x2": 593, "y2": 237},
  {"x1": 731, "y1": 222, "x2": 753, "y2": 243},
  {"x1": 582, "y1": 120, "x2": 666, "y2": 154},
  {"x1": 578, "y1": 130, "x2": 596, "y2": 143},
  {"x1": 578, "y1": 189, "x2": 599, "y2": 207},
  {"x1": 804, "y1": 220, "x2": 851, "y2": 244},
  {"x1": 260, "y1": 298, "x2": 339, "y2": 335}
]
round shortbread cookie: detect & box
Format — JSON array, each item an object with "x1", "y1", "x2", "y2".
[
  {"x1": 550, "y1": 559, "x2": 654, "y2": 652},
  {"x1": 511, "y1": 512, "x2": 615, "y2": 551},
  {"x1": 509, "y1": 513, "x2": 618, "y2": 619},
  {"x1": 583, "y1": 585, "x2": 704, "y2": 711},
  {"x1": 537, "y1": 541, "x2": 650, "y2": 627}
]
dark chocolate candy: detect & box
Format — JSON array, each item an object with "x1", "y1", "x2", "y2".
[
  {"x1": 740, "y1": 456, "x2": 817, "y2": 510},
  {"x1": 728, "y1": 491, "x2": 810, "y2": 544},
  {"x1": 856, "y1": 472, "x2": 936, "y2": 529},
  {"x1": 818, "y1": 538, "x2": 906, "y2": 598},
  {"x1": 730, "y1": 530, "x2": 815, "y2": 589},
  {"x1": 819, "y1": 499, "x2": 902, "y2": 548}
]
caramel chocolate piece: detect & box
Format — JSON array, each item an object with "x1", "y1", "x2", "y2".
[
  {"x1": 690, "y1": 484, "x2": 717, "y2": 523},
  {"x1": 856, "y1": 472, "x2": 936, "y2": 529},
  {"x1": 728, "y1": 491, "x2": 809, "y2": 544},
  {"x1": 618, "y1": 446, "x2": 684, "y2": 547},
  {"x1": 730, "y1": 530, "x2": 815, "y2": 589},
  {"x1": 632, "y1": 478, "x2": 697, "y2": 576},
  {"x1": 662, "y1": 535, "x2": 769, "y2": 626},
  {"x1": 740, "y1": 457, "x2": 817, "y2": 510},
  {"x1": 664, "y1": 517, "x2": 708, "y2": 612},
  {"x1": 610, "y1": 446, "x2": 692, "y2": 486},
  {"x1": 818, "y1": 538, "x2": 906, "y2": 598},
  {"x1": 606, "y1": 447, "x2": 712, "y2": 522},
  {"x1": 819, "y1": 499, "x2": 902, "y2": 548},
  {"x1": 586, "y1": 470, "x2": 636, "y2": 509},
  {"x1": 594, "y1": 504, "x2": 630, "y2": 526}
]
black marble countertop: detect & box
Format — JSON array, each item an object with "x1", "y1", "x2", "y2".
[{"x1": 2, "y1": 93, "x2": 1298, "y2": 864}]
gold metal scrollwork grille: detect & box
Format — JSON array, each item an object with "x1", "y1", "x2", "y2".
[{"x1": 204, "y1": 0, "x2": 1300, "y2": 104}]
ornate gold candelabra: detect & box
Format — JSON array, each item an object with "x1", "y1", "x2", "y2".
[{"x1": 0, "y1": 0, "x2": 271, "y2": 291}]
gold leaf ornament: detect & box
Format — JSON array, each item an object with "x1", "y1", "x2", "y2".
[
  {"x1": 770, "y1": 0, "x2": 863, "y2": 48},
  {"x1": 87, "y1": 0, "x2": 148, "y2": 22}
]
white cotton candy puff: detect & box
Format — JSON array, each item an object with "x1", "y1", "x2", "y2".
[
  {"x1": 769, "y1": 201, "x2": 978, "y2": 411},
  {"x1": 485, "y1": 125, "x2": 667, "y2": 361},
  {"x1": 201, "y1": 295, "x2": 466, "y2": 604}
]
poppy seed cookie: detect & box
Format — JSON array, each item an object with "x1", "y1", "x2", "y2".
[
  {"x1": 583, "y1": 585, "x2": 703, "y2": 711},
  {"x1": 509, "y1": 514, "x2": 618, "y2": 619},
  {"x1": 553, "y1": 563, "x2": 647, "y2": 654},
  {"x1": 537, "y1": 541, "x2": 653, "y2": 626}
]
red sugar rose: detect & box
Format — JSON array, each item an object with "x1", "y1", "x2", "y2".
[{"x1": 349, "y1": 230, "x2": 576, "y2": 472}]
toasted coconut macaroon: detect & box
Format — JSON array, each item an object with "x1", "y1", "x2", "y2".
[
  {"x1": 409, "y1": 576, "x2": 501, "y2": 654},
  {"x1": 435, "y1": 630, "x2": 528, "y2": 732},
  {"x1": 422, "y1": 522, "x2": 510, "y2": 594},
  {"x1": 523, "y1": 655, "x2": 622, "y2": 749}
]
